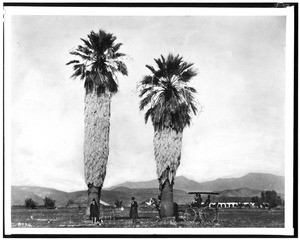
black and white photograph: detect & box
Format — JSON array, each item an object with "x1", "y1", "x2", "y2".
[{"x1": 2, "y1": 2, "x2": 297, "y2": 237}]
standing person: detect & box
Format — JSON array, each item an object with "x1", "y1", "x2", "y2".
[
  {"x1": 195, "y1": 194, "x2": 202, "y2": 207},
  {"x1": 205, "y1": 195, "x2": 211, "y2": 207},
  {"x1": 130, "y1": 196, "x2": 138, "y2": 224},
  {"x1": 90, "y1": 199, "x2": 98, "y2": 223}
]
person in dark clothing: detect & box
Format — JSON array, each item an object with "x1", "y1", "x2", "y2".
[
  {"x1": 205, "y1": 195, "x2": 211, "y2": 207},
  {"x1": 129, "y1": 196, "x2": 138, "y2": 223},
  {"x1": 195, "y1": 194, "x2": 202, "y2": 208},
  {"x1": 90, "y1": 199, "x2": 98, "y2": 223}
]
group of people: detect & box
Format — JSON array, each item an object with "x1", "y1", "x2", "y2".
[
  {"x1": 89, "y1": 196, "x2": 139, "y2": 224},
  {"x1": 193, "y1": 194, "x2": 211, "y2": 208},
  {"x1": 90, "y1": 194, "x2": 212, "y2": 224}
]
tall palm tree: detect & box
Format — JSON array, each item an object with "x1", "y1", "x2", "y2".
[
  {"x1": 139, "y1": 54, "x2": 197, "y2": 217},
  {"x1": 66, "y1": 30, "x2": 128, "y2": 218}
]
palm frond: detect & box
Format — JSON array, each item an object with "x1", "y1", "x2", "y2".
[
  {"x1": 190, "y1": 102, "x2": 197, "y2": 115},
  {"x1": 77, "y1": 45, "x2": 92, "y2": 55},
  {"x1": 84, "y1": 77, "x2": 94, "y2": 94},
  {"x1": 145, "y1": 65, "x2": 156, "y2": 74},
  {"x1": 141, "y1": 75, "x2": 153, "y2": 85},
  {"x1": 184, "y1": 86, "x2": 197, "y2": 93},
  {"x1": 80, "y1": 38, "x2": 92, "y2": 49},
  {"x1": 66, "y1": 60, "x2": 80, "y2": 65},
  {"x1": 73, "y1": 63, "x2": 84, "y2": 71},
  {"x1": 105, "y1": 72, "x2": 118, "y2": 94},
  {"x1": 154, "y1": 58, "x2": 164, "y2": 73},
  {"x1": 71, "y1": 67, "x2": 83, "y2": 79},
  {"x1": 145, "y1": 106, "x2": 156, "y2": 123},
  {"x1": 139, "y1": 89, "x2": 160, "y2": 110},
  {"x1": 141, "y1": 75, "x2": 160, "y2": 87},
  {"x1": 116, "y1": 61, "x2": 128, "y2": 76},
  {"x1": 112, "y1": 52, "x2": 126, "y2": 59},
  {"x1": 69, "y1": 51, "x2": 90, "y2": 60},
  {"x1": 180, "y1": 69, "x2": 197, "y2": 82},
  {"x1": 113, "y1": 43, "x2": 123, "y2": 52},
  {"x1": 139, "y1": 86, "x2": 153, "y2": 97},
  {"x1": 180, "y1": 62, "x2": 194, "y2": 73}
]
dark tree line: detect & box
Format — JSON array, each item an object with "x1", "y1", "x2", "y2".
[
  {"x1": 24, "y1": 197, "x2": 56, "y2": 209},
  {"x1": 252, "y1": 190, "x2": 283, "y2": 209}
]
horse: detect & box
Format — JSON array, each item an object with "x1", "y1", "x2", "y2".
[{"x1": 146, "y1": 198, "x2": 179, "y2": 221}]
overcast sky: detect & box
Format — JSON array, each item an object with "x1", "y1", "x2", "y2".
[{"x1": 8, "y1": 15, "x2": 286, "y2": 192}]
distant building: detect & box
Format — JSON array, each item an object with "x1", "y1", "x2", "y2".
[{"x1": 209, "y1": 202, "x2": 269, "y2": 209}]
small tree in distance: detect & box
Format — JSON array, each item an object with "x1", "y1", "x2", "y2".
[
  {"x1": 265, "y1": 190, "x2": 283, "y2": 209},
  {"x1": 252, "y1": 190, "x2": 283, "y2": 209},
  {"x1": 115, "y1": 199, "x2": 123, "y2": 208},
  {"x1": 25, "y1": 198, "x2": 37, "y2": 209},
  {"x1": 43, "y1": 197, "x2": 56, "y2": 209},
  {"x1": 66, "y1": 199, "x2": 75, "y2": 207}
]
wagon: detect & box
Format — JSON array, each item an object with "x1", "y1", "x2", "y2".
[{"x1": 182, "y1": 192, "x2": 220, "y2": 222}]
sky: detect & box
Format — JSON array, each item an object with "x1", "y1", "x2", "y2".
[{"x1": 8, "y1": 14, "x2": 286, "y2": 192}]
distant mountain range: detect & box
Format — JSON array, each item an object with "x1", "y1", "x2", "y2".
[
  {"x1": 109, "y1": 172, "x2": 284, "y2": 193},
  {"x1": 11, "y1": 185, "x2": 190, "y2": 207},
  {"x1": 11, "y1": 172, "x2": 284, "y2": 207}
]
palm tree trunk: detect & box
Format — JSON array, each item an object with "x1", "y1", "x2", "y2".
[
  {"x1": 84, "y1": 89, "x2": 111, "y2": 219},
  {"x1": 154, "y1": 128, "x2": 183, "y2": 218},
  {"x1": 86, "y1": 184, "x2": 101, "y2": 219},
  {"x1": 160, "y1": 179, "x2": 174, "y2": 217}
]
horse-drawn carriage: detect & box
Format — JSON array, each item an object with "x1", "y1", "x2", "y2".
[
  {"x1": 148, "y1": 191, "x2": 219, "y2": 222},
  {"x1": 181, "y1": 192, "x2": 219, "y2": 222}
]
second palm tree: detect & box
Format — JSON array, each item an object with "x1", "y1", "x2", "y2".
[{"x1": 139, "y1": 54, "x2": 198, "y2": 217}]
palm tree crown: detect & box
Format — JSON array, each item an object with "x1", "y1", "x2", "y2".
[
  {"x1": 66, "y1": 30, "x2": 128, "y2": 95},
  {"x1": 139, "y1": 54, "x2": 198, "y2": 132}
]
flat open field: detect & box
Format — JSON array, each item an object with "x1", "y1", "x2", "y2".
[{"x1": 11, "y1": 207, "x2": 284, "y2": 228}]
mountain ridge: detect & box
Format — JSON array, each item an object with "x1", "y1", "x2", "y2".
[{"x1": 109, "y1": 172, "x2": 284, "y2": 193}]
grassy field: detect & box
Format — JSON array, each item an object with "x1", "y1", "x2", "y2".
[{"x1": 11, "y1": 206, "x2": 284, "y2": 228}]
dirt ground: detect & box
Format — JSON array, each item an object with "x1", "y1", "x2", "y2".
[{"x1": 11, "y1": 206, "x2": 284, "y2": 228}]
